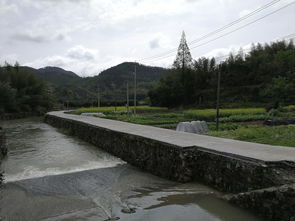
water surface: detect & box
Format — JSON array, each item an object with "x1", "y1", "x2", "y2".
[{"x1": 0, "y1": 118, "x2": 262, "y2": 221}]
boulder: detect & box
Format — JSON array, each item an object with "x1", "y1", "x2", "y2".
[
  {"x1": 176, "y1": 122, "x2": 195, "y2": 133},
  {"x1": 191, "y1": 121, "x2": 203, "y2": 134},
  {"x1": 200, "y1": 121, "x2": 209, "y2": 133}
]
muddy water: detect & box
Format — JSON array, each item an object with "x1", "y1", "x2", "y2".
[{"x1": 0, "y1": 118, "x2": 262, "y2": 221}]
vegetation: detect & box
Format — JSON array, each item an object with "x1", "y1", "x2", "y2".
[
  {"x1": 149, "y1": 40, "x2": 295, "y2": 108},
  {"x1": 20, "y1": 63, "x2": 168, "y2": 108},
  {"x1": 74, "y1": 105, "x2": 295, "y2": 147},
  {"x1": 208, "y1": 125, "x2": 295, "y2": 147},
  {"x1": 0, "y1": 63, "x2": 53, "y2": 114},
  {"x1": 73, "y1": 106, "x2": 167, "y2": 115},
  {"x1": 184, "y1": 108, "x2": 266, "y2": 121}
]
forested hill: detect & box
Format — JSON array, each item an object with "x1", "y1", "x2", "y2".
[
  {"x1": 149, "y1": 40, "x2": 295, "y2": 108},
  {"x1": 18, "y1": 62, "x2": 169, "y2": 106},
  {"x1": 83, "y1": 62, "x2": 169, "y2": 104}
]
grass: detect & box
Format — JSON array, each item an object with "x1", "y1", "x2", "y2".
[
  {"x1": 283, "y1": 105, "x2": 295, "y2": 112},
  {"x1": 219, "y1": 114, "x2": 270, "y2": 123},
  {"x1": 74, "y1": 106, "x2": 167, "y2": 115},
  {"x1": 208, "y1": 125, "x2": 295, "y2": 147},
  {"x1": 183, "y1": 108, "x2": 266, "y2": 121}
]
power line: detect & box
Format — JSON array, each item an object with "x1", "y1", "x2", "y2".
[
  {"x1": 198, "y1": 32, "x2": 295, "y2": 63},
  {"x1": 138, "y1": 0, "x2": 281, "y2": 62},
  {"x1": 142, "y1": 1, "x2": 295, "y2": 63}
]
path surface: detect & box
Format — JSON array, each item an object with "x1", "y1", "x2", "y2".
[{"x1": 48, "y1": 111, "x2": 295, "y2": 163}]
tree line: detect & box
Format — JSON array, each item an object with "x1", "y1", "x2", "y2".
[
  {"x1": 149, "y1": 40, "x2": 295, "y2": 108},
  {"x1": 0, "y1": 63, "x2": 53, "y2": 114}
]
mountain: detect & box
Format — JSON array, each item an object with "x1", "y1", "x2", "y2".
[
  {"x1": 19, "y1": 63, "x2": 169, "y2": 106},
  {"x1": 83, "y1": 62, "x2": 169, "y2": 103}
]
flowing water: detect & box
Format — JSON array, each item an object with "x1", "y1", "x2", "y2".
[{"x1": 0, "y1": 118, "x2": 262, "y2": 221}]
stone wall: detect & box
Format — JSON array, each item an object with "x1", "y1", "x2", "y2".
[
  {"x1": 45, "y1": 114, "x2": 295, "y2": 221},
  {"x1": 44, "y1": 114, "x2": 295, "y2": 193},
  {"x1": 228, "y1": 184, "x2": 295, "y2": 221},
  {"x1": 186, "y1": 148, "x2": 295, "y2": 193}
]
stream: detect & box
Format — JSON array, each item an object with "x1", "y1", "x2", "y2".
[{"x1": 0, "y1": 117, "x2": 262, "y2": 221}]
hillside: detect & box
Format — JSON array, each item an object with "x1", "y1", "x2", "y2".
[
  {"x1": 83, "y1": 62, "x2": 169, "y2": 104},
  {"x1": 19, "y1": 63, "x2": 169, "y2": 106}
]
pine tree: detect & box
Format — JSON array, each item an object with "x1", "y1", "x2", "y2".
[{"x1": 173, "y1": 31, "x2": 194, "y2": 69}]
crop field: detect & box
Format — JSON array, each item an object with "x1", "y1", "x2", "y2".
[
  {"x1": 183, "y1": 108, "x2": 266, "y2": 121},
  {"x1": 72, "y1": 105, "x2": 295, "y2": 147},
  {"x1": 208, "y1": 125, "x2": 295, "y2": 147},
  {"x1": 74, "y1": 106, "x2": 167, "y2": 115}
]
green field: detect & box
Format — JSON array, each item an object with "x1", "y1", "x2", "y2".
[
  {"x1": 73, "y1": 106, "x2": 295, "y2": 147},
  {"x1": 208, "y1": 125, "x2": 295, "y2": 147},
  {"x1": 73, "y1": 106, "x2": 167, "y2": 115}
]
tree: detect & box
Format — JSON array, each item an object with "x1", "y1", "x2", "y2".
[
  {"x1": 173, "y1": 31, "x2": 194, "y2": 69},
  {"x1": 0, "y1": 63, "x2": 54, "y2": 113},
  {"x1": 149, "y1": 39, "x2": 295, "y2": 108}
]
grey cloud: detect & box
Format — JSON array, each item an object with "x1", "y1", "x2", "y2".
[
  {"x1": 66, "y1": 46, "x2": 96, "y2": 61},
  {"x1": 11, "y1": 33, "x2": 67, "y2": 43},
  {"x1": 149, "y1": 38, "x2": 160, "y2": 49},
  {"x1": 12, "y1": 33, "x2": 48, "y2": 43}
]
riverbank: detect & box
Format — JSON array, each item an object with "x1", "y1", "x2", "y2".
[
  {"x1": 0, "y1": 112, "x2": 41, "y2": 121},
  {"x1": 45, "y1": 111, "x2": 295, "y2": 221},
  {"x1": 0, "y1": 117, "x2": 262, "y2": 221}
]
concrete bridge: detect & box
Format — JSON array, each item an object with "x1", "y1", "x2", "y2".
[{"x1": 45, "y1": 111, "x2": 295, "y2": 221}]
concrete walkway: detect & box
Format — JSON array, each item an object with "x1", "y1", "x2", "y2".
[{"x1": 48, "y1": 111, "x2": 295, "y2": 163}]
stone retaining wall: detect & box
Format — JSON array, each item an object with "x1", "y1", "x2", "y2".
[
  {"x1": 228, "y1": 184, "x2": 295, "y2": 221},
  {"x1": 44, "y1": 114, "x2": 295, "y2": 192},
  {"x1": 45, "y1": 114, "x2": 295, "y2": 221}
]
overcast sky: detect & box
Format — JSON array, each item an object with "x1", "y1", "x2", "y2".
[{"x1": 1, "y1": 0, "x2": 294, "y2": 76}]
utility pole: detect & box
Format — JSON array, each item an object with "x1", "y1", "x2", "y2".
[
  {"x1": 97, "y1": 86, "x2": 100, "y2": 107},
  {"x1": 134, "y1": 62, "x2": 137, "y2": 115},
  {"x1": 216, "y1": 69, "x2": 221, "y2": 131},
  {"x1": 126, "y1": 82, "x2": 129, "y2": 114}
]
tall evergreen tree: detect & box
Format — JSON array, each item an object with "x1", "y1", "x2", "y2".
[{"x1": 173, "y1": 31, "x2": 194, "y2": 69}]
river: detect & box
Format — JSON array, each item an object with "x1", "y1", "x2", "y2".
[{"x1": 0, "y1": 118, "x2": 262, "y2": 221}]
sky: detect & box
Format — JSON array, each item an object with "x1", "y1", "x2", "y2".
[{"x1": 0, "y1": 0, "x2": 294, "y2": 76}]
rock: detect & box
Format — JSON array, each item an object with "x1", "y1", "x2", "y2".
[
  {"x1": 264, "y1": 119, "x2": 295, "y2": 126},
  {"x1": 121, "y1": 207, "x2": 136, "y2": 214},
  {"x1": 191, "y1": 121, "x2": 203, "y2": 134},
  {"x1": 178, "y1": 121, "x2": 209, "y2": 134},
  {"x1": 200, "y1": 121, "x2": 209, "y2": 133},
  {"x1": 176, "y1": 122, "x2": 195, "y2": 133}
]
